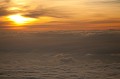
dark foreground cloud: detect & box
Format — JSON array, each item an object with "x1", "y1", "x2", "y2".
[{"x1": 0, "y1": 30, "x2": 119, "y2": 55}]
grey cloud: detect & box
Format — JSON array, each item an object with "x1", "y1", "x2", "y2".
[
  {"x1": 63, "y1": 18, "x2": 120, "y2": 25},
  {"x1": 0, "y1": 0, "x2": 12, "y2": 16},
  {"x1": 0, "y1": 6, "x2": 11, "y2": 16},
  {"x1": 0, "y1": 0, "x2": 70, "y2": 18},
  {"x1": 88, "y1": 19, "x2": 120, "y2": 24},
  {"x1": 102, "y1": 0, "x2": 120, "y2": 3},
  {"x1": 91, "y1": 0, "x2": 120, "y2": 4},
  {"x1": 51, "y1": 53, "x2": 76, "y2": 65},
  {"x1": 4, "y1": 0, "x2": 11, "y2": 3},
  {"x1": 0, "y1": 0, "x2": 11, "y2": 4},
  {"x1": 23, "y1": 6, "x2": 70, "y2": 18},
  {"x1": 0, "y1": 0, "x2": 28, "y2": 17}
]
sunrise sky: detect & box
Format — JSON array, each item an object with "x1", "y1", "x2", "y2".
[{"x1": 0, "y1": 0, "x2": 120, "y2": 30}]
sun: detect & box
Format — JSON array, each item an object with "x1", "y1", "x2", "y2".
[{"x1": 8, "y1": 14, "x2": 36, "y2": 25}]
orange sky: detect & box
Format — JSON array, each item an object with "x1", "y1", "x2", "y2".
[{"x1": 0, "y1": 0, "x2": 120, "y2": 30}]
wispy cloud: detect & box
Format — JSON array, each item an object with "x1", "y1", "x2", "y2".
[
  {"x1": 100, "y1": 0, "x2": 120, "y2": 3},
  {"x1": 0, "y1": 0, "x2": 70, "y2": 18},
  {"x1": 90, "y1": 0, "x2": 120, "y2": 4},
  {"x1": 88, "y1": 18, "x2": 120, "y2": 24},
  {"x1": 23, "y1": 6, "x2": 69, "y2": 18},
  {"x1": 0, "y1": 0, "x2": 11, "y2": 16}
]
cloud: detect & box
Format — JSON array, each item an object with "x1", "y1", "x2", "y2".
[
  {"x1": 91, "y1": 0, "x2": 120, "y2": 4},
  {"x1": 0, "y1": 0, "x2": 70, "y2": 18},
  {"x1": 0, "y1": 20, "x2": 12, "y2": 28},
  {"x1": 0, "y1": 0, "x2": 10, "y2": 3},
  {"x1": 0, "y1": 6, "x2": 11, "y2": 16},
  {"x1": 101, "y1": 0, "x2": 120, "y2": 3},
  {"x1": 4, "y1": 0, "x2": 11, "y2": 3},
  {"x1": 23, "y1": 6, "x2": 70, "y2": 18},
  {"x1": 0, "y1": 0, "x2": 12, "y2": 16},
  {"x1": 88, "y1": 19, "x2": 120, "y2": 24},
  {"x1": 51, "y1": 53, "x2": 76, "y2": 65},
  {"x1": 52, "y1": 18, "x2": 120, "y2": 25}
]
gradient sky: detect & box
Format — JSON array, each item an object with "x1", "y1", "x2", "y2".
[{"x1": 0, "y1": 0, "x2": 120, "y2": 30}]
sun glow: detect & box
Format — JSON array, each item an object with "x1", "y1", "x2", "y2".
[
  {"x1": 8, "y1": 14, "x2": 36, "y2": 25},
  {"x1": 8, "y1": 7, "x2": 22, "y2": 11}
]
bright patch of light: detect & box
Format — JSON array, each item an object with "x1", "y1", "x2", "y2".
[{"x1": 8, "y1": 14, "x2": 36, "y2": 25}]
